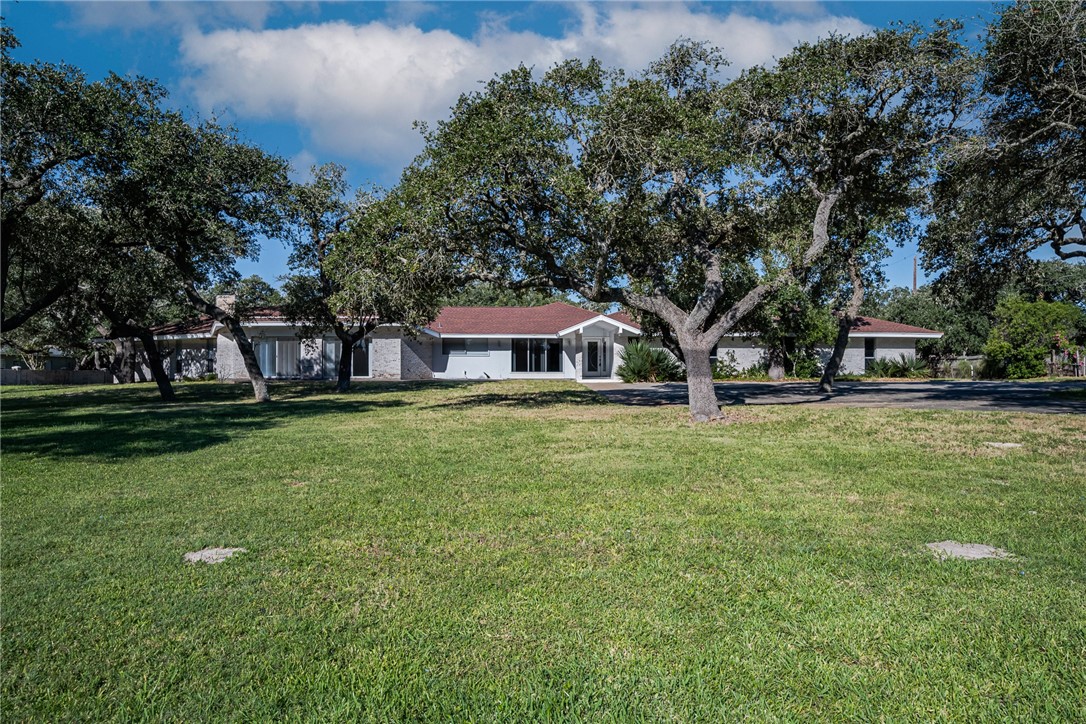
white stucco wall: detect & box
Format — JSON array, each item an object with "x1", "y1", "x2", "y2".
[
  {"x1": 716, "y1": 337, "x2": 765, "y2": 372},
  {"x1": 819, "y1": 338, "x2": 919, "y2": 375},
  {"x1": 432, "y1": 337, "x2": 576, "y2": 380}
]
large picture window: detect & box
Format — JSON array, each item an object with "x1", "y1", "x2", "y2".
[{"x1": 512, "y1": 338, "x2": 562, "y2": 373}]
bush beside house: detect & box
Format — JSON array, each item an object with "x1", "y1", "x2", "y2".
[{"x1": 982, "y1": 296, "x2": 1085, "y2": 379}]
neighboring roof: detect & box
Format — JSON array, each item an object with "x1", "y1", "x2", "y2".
[
  {"x1": 850, "y1": 316, "x2": 943, "y2": 338},
  {"x1": 150, "y1": 316, "x2": 216, "y2": 337},
  {"x1": 429, "y1": 302, "x2": 607, "y2": 336}
]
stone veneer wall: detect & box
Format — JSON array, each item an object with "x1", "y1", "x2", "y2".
[
  {"x1": 369, "y1": 327, "x2": 403, "y2": 379},
  {"x1": 215, "y1": 336, "x2": 249, "y2": 380},
  {"x1": 401, "y1": 336, "x2": 433, "y2": 380}
]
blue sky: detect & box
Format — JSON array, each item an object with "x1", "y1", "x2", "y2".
[{"x1": 5, "y1": 1, "x2": 1002, "y2": 290}]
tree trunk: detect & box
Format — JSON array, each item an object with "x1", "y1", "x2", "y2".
[
  {"x1": 97, "y1": 304, "x2": 175, "y2": 401},
  {"x1": 181, "y1": 283, "x2": 271, "y2": 402},
  {"x1": 819, "y1": 317, "x2": 853, "y2": 393},
  {"x1": 819, "y1": 256, "x2": 864, "y2": 393},
  {"x1": 682, "y1": 343, "x2": 721, "y2": 422},
  {"x1": 336, "y1": 342, "x2": 353, "y2": 392},
  {"x1": 333, "y1": 326, "x2": 370, "y2": 393},
  {"x1": 113, "y1": 338, "x2": 135, "y2": 383},
  {"x1": 134, "y1": 331, "x2": 176, "y2": 402},
  {"x1": 222, "y1": 317, "x2": 270, "y2": 402},
  {"x1": 766, "y1": 344, "x2": 786, "y2": 381}
]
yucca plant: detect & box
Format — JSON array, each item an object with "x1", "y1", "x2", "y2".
[
  {"x1": 618, "y1": 340, "x2": 685, "y2": 382},
  {"x1": 867, "y1": 354, "x2": 929, "y2": 378}
]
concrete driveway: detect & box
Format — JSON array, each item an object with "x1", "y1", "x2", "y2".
[{"x1": 583, "y1": 379, "x2": 1086, "y2": 414}]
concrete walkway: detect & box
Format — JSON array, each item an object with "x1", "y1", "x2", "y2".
[{"x1": 583, "y1": 379, "x2": 1086, "y2": 414}]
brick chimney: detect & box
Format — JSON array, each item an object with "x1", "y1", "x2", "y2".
[{"x1": 215, "y1": 294, "x2": 236, "y2": 314}]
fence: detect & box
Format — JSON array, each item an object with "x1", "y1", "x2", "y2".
[
  {"x1": 1, "y1": 369, "x2": 113, "y2": 386},
  {"x1": 936, "y1": 356, "x2": 984, "y2": 379},
  {"x1": 1047, "y1": 350, "x2": 1086, "y2": 378}
]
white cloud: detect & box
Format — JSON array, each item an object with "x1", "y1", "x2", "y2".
[{"x1": 179, "y1": 2, "x2": 870, "y2": 169}]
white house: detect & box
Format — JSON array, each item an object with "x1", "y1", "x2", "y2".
[{"x1": 149, "y1": 301, "x2": 942, "y2": 382}]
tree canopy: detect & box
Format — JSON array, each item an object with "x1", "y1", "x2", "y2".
[
  {"x1": 403, "y1": 29, "x2": 973, "y2": 419},
  {"x1": 923, "y1": 0, "x2": 1085, "y2": 278}
]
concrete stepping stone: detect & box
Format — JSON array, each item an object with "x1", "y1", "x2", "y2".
[
  {"x1": 184, "y1": 547, "x2": 247, "y2": 564},
  {"x1": 984, "y1": 442, "x2": 1022, "y2": 449},
  {"x1": 926, "y1": 540, "x2": 1014, "y2": 560}
]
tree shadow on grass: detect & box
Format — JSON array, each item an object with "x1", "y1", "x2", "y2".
[
  {"x1": 1, "y1": 381, "x2": 412, "y2": 461},
  {"x1": 425, "y1": 387, "x2": 606, "y2": 410}
]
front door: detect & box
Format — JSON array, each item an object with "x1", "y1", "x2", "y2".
[{"x1": 584, "y1": 338, "x2": 606, "y2": 377}]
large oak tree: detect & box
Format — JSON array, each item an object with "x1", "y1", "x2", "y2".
[{"x1": 404, "y1": 29, "x2": 972, "y2": 420}]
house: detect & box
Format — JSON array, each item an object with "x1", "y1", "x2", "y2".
[
  {"x1": 716, "y1": 317, "x2": 945, "y2": 375},
  {"x1": 149, "y1": 301, "x2": 942, "y2": 382}
]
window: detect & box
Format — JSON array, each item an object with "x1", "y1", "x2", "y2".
[
  {"x1": 276, "y1": 339, "x2": 300, "y2": 378},
  {"x1": 864, "y1": 338, "x2": 876, "y2": 371},
  {"x1": 442, "y1": 339, "x2": 488, "y2": 356},
  {"x1": 352, "y1": 341, "x2": 370, "y2": 377},
  {"x1": 512, "y1": 338, "x2": 562, "y2": 373}
]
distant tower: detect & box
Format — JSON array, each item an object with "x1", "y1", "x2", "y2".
[{"x1": 912, "y1": 256, "x2": 917, "y2": 293}]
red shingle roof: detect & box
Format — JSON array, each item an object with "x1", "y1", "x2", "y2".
[
  {"x1": 850, "y1": 316, "x2": 942, "y2": 335},
  {"x1": 428, "y1": 302, "x2": 607, "y2": 335}
]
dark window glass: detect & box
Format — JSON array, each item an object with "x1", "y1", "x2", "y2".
[
  {"x1": 546, "y1": 339, "x2": 562, "y2": 371},
  {"x1": 352, "y1": 342, "x2": 369, "y2": 377},
  {"x1": 443, "y1": 339, "x2": 487, "y2": 356},
  {"x1": 512, "y1": 339, "x2": 561, "y2": 372},
  {"x1": 864, "y1": 338, "x2": 876, "y2": 371}
]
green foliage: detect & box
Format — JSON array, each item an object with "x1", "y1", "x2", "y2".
[
  {"x1": 866, "y1": 354, "x2": 930, "y2": 379},
  {"x1": 982, "y1": 296, "x2": 1086, "y2": 379},
  {"x1": 923, "y1": 1, "x2": 1085, "y2": 278},
  {"x1": 1, "y1": 28, "x2": 168, "y2": 333},
  {"x1": 712, "y1": 351, "x2": 741, "y2": 379},
  {"x1": 443, "y1": 283, "x2": 610, "y2": 313},
  {"x1": 791, "y1": 353, "x2": 824, "y2": 379},
  {"x1": 617, "y1": 340, "x2": 685, "y2": 383},
  {"x1": 404, "y1": 29, "x2": 972, "y2": 419},
  {"x1": 202, "y1": 275, "x2": 284, "y2": 316}
]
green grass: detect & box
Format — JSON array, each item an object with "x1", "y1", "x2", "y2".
[{"x1": 3, "y1": 380, "x2": 1085, "y2": 721}]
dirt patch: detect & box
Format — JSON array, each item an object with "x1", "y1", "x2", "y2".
[{"x1": 984, "y1": 442, "x2": 1023, "y2": 449}]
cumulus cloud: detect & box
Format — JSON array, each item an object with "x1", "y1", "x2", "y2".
[{"x1": 179, "y1": 2, "x2": 869, "y2": 169}]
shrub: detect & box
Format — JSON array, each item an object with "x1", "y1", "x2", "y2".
[
  {"x1": 791, "y1": 353, "x2": 823, "y2": 379},
  {"x1": 712, "y1": 351, "x2": 740, "y2": 379},
  {"x1": 617, "y1": 341, "x2": 685, "y2": 383},
  {"x1": 982, "y1": 296, "x2": 1085, "y2": 379},
  {"x1": 866, "y1": 354, "x2": 929, "y2": 378}
]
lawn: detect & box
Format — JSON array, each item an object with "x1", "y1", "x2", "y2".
[{"x1": 2, "y1": 380, "x2": 1084, "y2": 721}]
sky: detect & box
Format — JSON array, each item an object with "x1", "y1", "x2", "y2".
[{"x1": 5, "y1": 0, "x2": 1003, "y2": 291}]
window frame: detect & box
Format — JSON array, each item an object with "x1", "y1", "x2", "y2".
[
  {"x1": 512, "y1": 338, "x2": 563, "y2": 373},
  {"x1": 442, "y1": 338, "x2": 489, "y2": 356}
]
